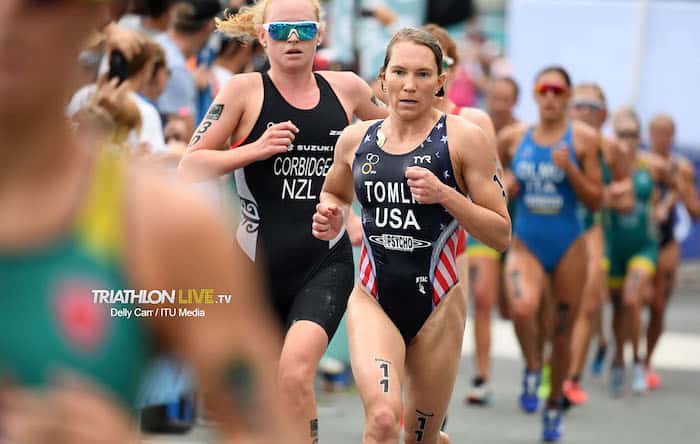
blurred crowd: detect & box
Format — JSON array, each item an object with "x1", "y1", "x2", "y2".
[{"x1": 68, "y1": 0, "x2": 506, "y2": 162}]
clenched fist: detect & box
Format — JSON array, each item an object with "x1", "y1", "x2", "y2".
[
  {"x1": 312, "y1": 203, "x2": 344, "y2": 240},
  {"x1": 405, "y1": 166, "x2": 447, "y2": 205},
  {"x1": 250, "y1": 121, "x2": 299, "y2": 162}
]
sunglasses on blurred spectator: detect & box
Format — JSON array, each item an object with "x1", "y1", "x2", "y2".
[
  {"x1": 535, "y1": 83, "x2": 568, "y2": 96},
  {"x1": 571, "y1": 99, "x2": 605, "y2": 112},
  {"x1": 262, "y1": 21, "x2": 319, "y2": 41},
  {"x1": 441, "y1": 56, "x2": 455, "y2": 71},
  {"x1": 616, "y1": 130, "x2": 640, "y2": 139}
]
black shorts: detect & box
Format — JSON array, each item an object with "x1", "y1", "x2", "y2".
[
  {"x1": 268, "y1": 238, "x2": 354, "y2": 342},
  {"x1": 658, "y1": 222, "x2": 675, "y2": 248}
]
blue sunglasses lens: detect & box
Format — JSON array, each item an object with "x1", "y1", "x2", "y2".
[{"x1": 266, "y1": 22, "x2": 318, "y2": 41}]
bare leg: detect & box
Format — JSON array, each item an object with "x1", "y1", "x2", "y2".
[
  {"x1": 469, "y1": 255, "x2": 500, "y2": 381},
  {"x1": 549, "y1": 236, "x2": 587, "y2": 406},
  {"x1": 404, "y1": 284, "x2": 467, "y2": 444},
  {"x1": 505, "y1": 240, "x2": 546, "y2": 373},
  {"x1": 278, "y1": 321, "x2": 329, "y2": 443},
  {"x1": 347, "y1": 286, "x2": 406, "y2": 444},
  {"x1": 646, "y1": 242, "x2": 679, "y2": 367},
  {"x1": 569, "y1": 227, "x2": 604, "y2": 380}
]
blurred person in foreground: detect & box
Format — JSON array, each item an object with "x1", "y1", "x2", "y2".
[{"x1": 0, "y1": 1, "x2": 295, "y2": 443}]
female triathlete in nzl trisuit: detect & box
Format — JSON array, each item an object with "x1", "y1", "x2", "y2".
[
  {"x1": 498, "y1": 66, "x2": 602, "y2": 442},
  {"x1": 178, "y1": 0, "x2": 387, "y2": 441},
  {"x1": 313, "y1": 28, "x2": 511, "y2": 444},
  {"x1": 0, "y1": 1, "x2": 291, "y2": 444}
]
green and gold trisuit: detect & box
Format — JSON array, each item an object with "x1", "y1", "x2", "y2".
[
  {"x1": 0, "y1": 151, "x2": 152, "y2": 410},
  {"x1": 602, "y1": 157, "x2": 658, "y2": 289}
]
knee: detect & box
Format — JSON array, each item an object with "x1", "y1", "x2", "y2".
[
  {"x1": 583, "y1": 305, "x2": 599, "y2": 322},
  {"x1": 587, "y1": 259, "x2": 602, "y2": 280},
  {"x1": 510, "y1": 300, "x2": 536, "y2": 322},
  {"x1": 278, "y1": 362, "x2": 315, "y2": 404},
  {"x1": 365, "y1": 404, "x2": 400, "y2": 442},
  {"x1": 578, "y1": 298, "x2": 598, "y2": 320},
  {"x1": 622, "y1": 295, "x2": 640, "y2": 311}
]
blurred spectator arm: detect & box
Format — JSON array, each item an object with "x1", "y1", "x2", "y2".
[
  {"x1": 563, "y1": 125, "x2": 603, "y2": 212},
  {"x1": 362, "y1": 4, "x2": 398, "y2": 27},
  {"x1": 103, "y1": 22, "x2": 148, "y2": 61}
]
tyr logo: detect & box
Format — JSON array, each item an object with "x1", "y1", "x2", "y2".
[{"x1": 413, "y1": 155, "x2": 431, "y2": 165}]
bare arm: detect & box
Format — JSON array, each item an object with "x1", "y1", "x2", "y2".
[
  {"x1": 497, "y1": 123, "x2": 526, "y2": 198},
  {"x1": 458, "y1": 108, "x2": 515, "y2": 207},
  {"x1": 103, "y1": 23, "x2": 147, "y2": 61},
  {"x1": 410, "y1": 117, "x2": 511, "y2": 252},
  {"x1": 605, "y1": 178, "x2": 635, "y2": 213},
  {"x1": 654, "y1": 188, "x2": 677, "y2": 224},
  {"x1": 651, "y1": 187, "x2": 661, "y2": 216},
  {"x1": 646, "y1": 152, "x2": 674, "y2": 186},
  {"x1": 328, "y1": 72, "x2": 389, "y2": 121},
  {"x1": 177, "y1": 75, "x2": 297, "y2": 182},
  {"x1": 459, "y1": 107, "x2": 496, "y2": 143},
  {"x1": 496, "y1": 125, "x2": 516, "y2": 167},
  {"x1": 600, "y1": 137, "x2": 634, "y2": 211},
  {"x1": 313, "y1": 123, "x2": 368, "y2": 240},
  {"x1": 554, "y1": 124, "x2": 603, "y2": 211},
  {"x1": 676, "y1": 159, "x2": 700, "y2": 219},
  {"x1": 606, "y1": 137, "x2": 630, "y2": 182}
]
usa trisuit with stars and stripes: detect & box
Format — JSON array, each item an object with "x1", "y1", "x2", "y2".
[{"x1": 353, "y1": 114, "x2": 463, "y2": 344}]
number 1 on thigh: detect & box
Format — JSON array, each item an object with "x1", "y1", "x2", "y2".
[{"x1": 375, "y1": 358, "x2": 391, "y2": 393}]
